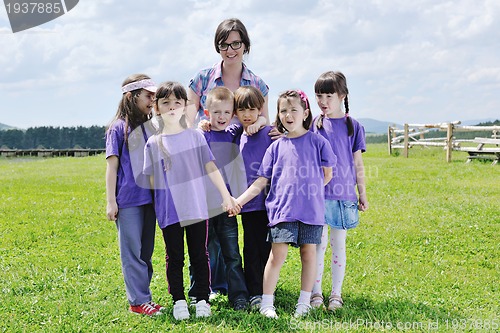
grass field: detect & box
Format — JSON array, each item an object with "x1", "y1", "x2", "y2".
[{"x1": 0, "y1": 144, "x2": 498, "y2": 332}]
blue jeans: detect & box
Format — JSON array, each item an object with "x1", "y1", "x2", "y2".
[
  {"x1": 190, "y1": 213, "x2": 248, "y2": 304},
  {"x1": 207, "y1": 227, "x2": 228, "y2": 295}
]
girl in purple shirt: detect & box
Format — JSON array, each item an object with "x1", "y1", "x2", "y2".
[
  {"x1": 310, "y1": 71, "x2": 369, "y2": 312},
  {"x1": 143, "y1": 81, "x2": 239, "y2": 321},
  {"x1": 235, "y1": 90, "x2": 336, "y2": 319},
  {"x1": 105, "y1": 74, "x2": 163, "y2": 316},
  {"x1": 233, "y1": 86, "x2": 274, "y2": 309}
]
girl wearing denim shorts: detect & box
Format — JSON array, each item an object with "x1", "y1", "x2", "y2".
[
  {"x1": 234, "y1": 90, "x2": 336, "y2": 319},
  {"x1": 310, "y1": 71, "x2": 369, "y2": 311}
]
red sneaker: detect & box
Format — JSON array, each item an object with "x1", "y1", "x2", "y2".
[
  {"x1": 129, "y1": 302, "x2": 160, "y2": 316},
  {"x1": 148, "y1": 301, "x2": 165, "y2": 312}
]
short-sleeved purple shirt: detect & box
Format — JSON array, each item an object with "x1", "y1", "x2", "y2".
[
  {"x1": 143, "y1": 129, "x2": 215, "y2": 228},
  {"x1": 200, "y1": 126, "x2": 247, "y2": 215},
  {"x1": 189, "y1": 60, "x2": 269, "y2": 120},
  {"x1": 105, "y1": 119, "x2": 153, "y2": 209},
  {"x1": 239, "y1": 126, "x2": 273, "y2": 212},
  {"x1": 258, "y1": 131, "x2": 336, "y2": 227},
  {"x1": 311, "y1": 117, "x2": 366, "y2": 201}
]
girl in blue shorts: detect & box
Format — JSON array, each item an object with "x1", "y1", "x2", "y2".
[{"x1": 310, "y1": 71, "x2": 369, "y2": 311}]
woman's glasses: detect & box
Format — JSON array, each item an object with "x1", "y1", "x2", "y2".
[{"x1": 219, "y1": 40, "x2": 243, "y2": 51}]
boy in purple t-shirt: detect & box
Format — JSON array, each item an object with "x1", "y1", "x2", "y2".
[
  {"x1": 189, "y1": 87, "x2": 250, "y2": 310},
  {"x1": 233, "y1": 86, "x2": 274, "y2": 309}
]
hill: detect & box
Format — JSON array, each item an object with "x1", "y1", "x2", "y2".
[
  {"x1": 358, "y1": 118, "x2": 401, "y2": 134},
  {"x1": 0, "y1": 123, "x2": 15, "y2": 130}
]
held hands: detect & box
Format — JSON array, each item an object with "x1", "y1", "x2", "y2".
[{"x1": 224, "y1": 196, "x2": 242, "y2": 217}]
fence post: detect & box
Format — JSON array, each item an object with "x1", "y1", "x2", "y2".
[
  {"x1": 446, "y1": 123, "x2": 453, "y2": 162},
  {"x1": 387, "y1": 126, "x2": 392, "y2": 155},
  {"x1": 403, "y1": 123, "x2": 409, "y2": 158}
]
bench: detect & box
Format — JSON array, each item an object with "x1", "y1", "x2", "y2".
[{"x1": 456, "y1": 138, "x2": 500, "y2": 165}]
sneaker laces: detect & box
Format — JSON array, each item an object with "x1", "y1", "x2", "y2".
[
  {"x1": 148, "y1": 301, "x2": 164, "y2": 311},
  {"x1": 140, "y1": 302, "x2": 158, "y2": 315}
]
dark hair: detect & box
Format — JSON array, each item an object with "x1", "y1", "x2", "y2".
[
  {"x1": 214, "y1": 18, "x2": 250, "y2": 54},
  {"x1": 233, "y1": 86, "x2": 265, "y2": 112},
  {"x1": 153, "y1": 81, "x2": 188, "y2": 171},
  {"x1": 108, "y1": 73, "x2": 153, "y2": 144},
  {"x1": 314, "y1": 71, "x2": 353, "y2": 136},
  {"x1": 275, "y1": 90, "x2": 312, "y2": 133}
]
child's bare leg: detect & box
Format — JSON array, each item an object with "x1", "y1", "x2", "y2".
[
  {"x1": 262, "y1": 243, "x2": 289, "y2": 295},
  {"x1": 300, "y1": 244, "x2": 317, "y2": 293},
  {"x1": 260, "y1": 243, "x2": 288, "y2": 317}
]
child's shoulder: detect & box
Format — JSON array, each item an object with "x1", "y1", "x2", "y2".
[{"x1": 107, "y1": 118, "x2": 126, "y2": 132}]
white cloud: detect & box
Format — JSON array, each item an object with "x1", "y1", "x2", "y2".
[{"x1": 0, "y1": 0, "x2": 499, "y2": 128}]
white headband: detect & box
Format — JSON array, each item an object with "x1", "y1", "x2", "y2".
[{"x1": 121, "y1": 79, "x2": 157, "y2": 93}]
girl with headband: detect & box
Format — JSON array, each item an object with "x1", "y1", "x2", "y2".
[{"x1": 105, "y1": 74, "x2": 163, "y2": 316}]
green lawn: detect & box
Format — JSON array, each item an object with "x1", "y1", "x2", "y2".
[{"x1": 0, "y1": 144, "x2": 498, "y2": 332}]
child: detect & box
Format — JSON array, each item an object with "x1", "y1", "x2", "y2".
[
  {"x1": 143, "y1": 81, "x2": 239, "y2": 320},
  {"x1": 310, "y1": 71, "x2": 368, "y2": 311},
  {"x1": 234, "y1": 90, "x2": 336, "y2": 318},
  {"x1": 105, "y1": 74, "x2": 163, "y2": 316},
  {"x1": 233, "y1": 86, "x2": 274, "y2": 310},
  {"x1": 190, "y1": 87, "x2": 249, "y2": 310}
]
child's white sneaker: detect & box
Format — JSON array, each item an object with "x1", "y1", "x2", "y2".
[
  {"x1": 294, "y1": 302, "x2": 312, "y2": 318},
  {"x1": 173, "y1": 300, "x2": 190, "y2": 320},
  {"x1": 260, "y1": 305, "x2": 278, "y2": 319},
  {"x1": 195, "y1": 300, "x2": 211, "y2": 318}
]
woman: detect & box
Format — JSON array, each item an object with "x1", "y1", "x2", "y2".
[
  {"x1": 186, "y1": 18, "x2": 271, "y2": 302},
  {"x1": 187, "y1": 18, "x2": 270, "y2": 126}
]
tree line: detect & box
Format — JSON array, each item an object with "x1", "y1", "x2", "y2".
[
  {"x1": 1, "y1": 120, "x2": 498, "y2": 149},
  {"x1": 0, "y1": 126, "x2": 106, "y2": 149}
]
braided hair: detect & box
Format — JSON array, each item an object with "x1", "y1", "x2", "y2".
[{"x1": 314, "y1": 71, "x2": 353, "y2": 136}]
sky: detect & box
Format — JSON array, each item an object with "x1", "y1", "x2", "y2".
[{"x1": 1, "y1": 0, "x2": 499, "y2": 129}]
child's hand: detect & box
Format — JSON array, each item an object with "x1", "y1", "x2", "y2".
[
  {"x1": 198, "y1": 120, "x2": 211, "y2": 132},
  {"x1": 246, "y1": 123, "x2": 261, "y2": 136},
  {"x1": 106, "y1": 201, "x2": 118, "y2": 221},
  {"x1": 268, "y1": 126, "x2": 284, "y2": 140},
  {"x1": 225, "y1": 197, "x2": 241, "y2": 217},
  {"x1": 358, "y1": 193, "x2": 369, "y2": 211}
]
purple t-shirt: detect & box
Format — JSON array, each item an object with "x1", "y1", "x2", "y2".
[
  {"x1": 239, "y1": 126, "x2": 273, "y2": 212},
  {"x1": 311, "y1": 117, "x2": 366, "y2": 201},
  {"x1": 258, "y1": 131, "x2": 336, "y2": 227},
  {"x1": 143, "y1": 129, "x2": 215, "y2": 228},
  {"x1": 105, "y1": 119, "x2": 153, "y2": 209},
  {"x1": 200, "y1": 125, "x2": 247, "y2": 215}
]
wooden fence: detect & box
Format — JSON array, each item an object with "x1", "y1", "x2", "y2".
[
  {"x1": 388, "y1": 121, "x2": 500, "y2": 164},
  {"x1": 0, "y1": 148, "x2": 105, "y2": 158}
]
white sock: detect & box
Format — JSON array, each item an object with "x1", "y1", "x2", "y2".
[
  {"x1": 261, "y1": 294, "x2": 274, "y2": 309},
  {"x1": 297, "y1": 290, "x2": 311, "y2": 305}
]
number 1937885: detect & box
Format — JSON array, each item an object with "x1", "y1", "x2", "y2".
[{"x1": 6, "y1": 2, "x2": 62, "y2": 14}]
